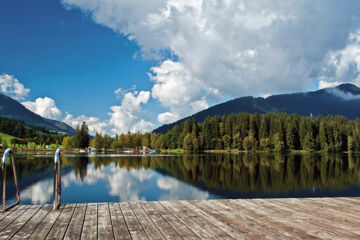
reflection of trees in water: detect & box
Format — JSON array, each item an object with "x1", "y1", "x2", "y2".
[
  {"x1": 13, "y1": 154, "x2": 360, "y2": 193},
  {"x1": 2, "y1": 157, "x2": 53, "y2": 181},
  {"x1": 80, "y1": 154, "x2": 360, "y2": 192}
]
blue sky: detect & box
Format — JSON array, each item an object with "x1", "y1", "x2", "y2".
[
  {"x1": 1, "y1": 0, "x2": 360, "y2": 135},
  {"x1": 0, "y1": 0, "x2": 157, "y2": 118}
]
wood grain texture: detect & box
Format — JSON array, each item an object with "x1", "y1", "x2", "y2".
[
  {"x1": 0, "y1": 197, "x2": 357, "y2": 240},
  {"x1": 81, "y1": 203, "x2": 97, "y2": 240},
  {"x1": 46, "y1": 204, "x2": 76, "y2": 240}
]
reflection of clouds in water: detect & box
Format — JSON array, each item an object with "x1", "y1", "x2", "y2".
[
  {"x1": 108, "y1": 168, "x2": 154, "y2": 202},
  {"x1": 157, "y1": 177, "x2": 209, "y2": 201},
  {"x1": 21, "y1": 179, "x2": 53, "y2": 204},
  {"x1": 62, "y1": 165, "x2": 107, "y2": 187},
  {"x1": 21, "y1": 164, "x2": 208, "y2": 204}
]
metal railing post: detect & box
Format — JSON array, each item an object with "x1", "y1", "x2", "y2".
[
  {"x1": 53, "y1": 148, "x2": 61, "y2": 210},
  {"x1": 1, "y1": 148, "x2": 20, "y2": 212}
]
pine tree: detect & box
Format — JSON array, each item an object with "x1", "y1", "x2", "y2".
[
  {"x1": 259, "y1": 115, "x2": 269, "y2": 139},
  {"x1": 202, "y1": 118, "x2": 211, "y2": 149},
  {"x1": 183, "y1": 133, "x2": 193, "y2": 151},
  {"x1": 319, "y1": 121, "x2": 328, "y2": 151},
  {"x1": 348, "y1": 135, "x2": 353, "y2": 152},
  {"x1": 286, "y1": 122, "x2": 295, "y2": 150}
]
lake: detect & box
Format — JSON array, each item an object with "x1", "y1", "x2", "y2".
[{"x1": 2, "y1": 153, "x2": 360, "y2": 204}]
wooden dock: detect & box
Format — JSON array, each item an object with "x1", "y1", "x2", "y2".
[{"x1": 0, "y1": 197, "x2": 359, "y2": 239}]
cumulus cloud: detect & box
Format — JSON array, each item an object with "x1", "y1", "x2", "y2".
[
  {"x1": 0, "y1": 73, "x2": 30, "y2": 99},
  {"x1": 61, "y1": 0, "x2": 360, "y2": 123},
  {"x1": 21, "y1": 87, "x2": 156, "y2": 135},
  {"x1": 109, "y1": 90, "x2": 154, "y2": 133},
  {"x1": 63, "y1": 113, "x2": 109, "y2": 135},
  {"x1": 114, "y1": 85, "x2": 136, "y2": 99},
  {"x1": 323, "y1": 32, "x2": 360, "y2": 85},
  {"x1": 318, "y1": 80, "x2": 342, "y2": 89},
  {"x1": 150, "y1": 60, "x2": 209, "y2": 123},
  {"x1": 22, "y1": 97, "x2": 62, "y2": 120}
]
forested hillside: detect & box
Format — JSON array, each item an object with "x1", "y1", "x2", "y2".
[
  {"x1": 154, "y1": 83, "x2": 360, "y2": 134},
  {"x1": 0, "y1": 116, "x2": 65, "y2": 147},
  {"x1": 91, "y1": 113, "x2": 360, "y2": 153}
]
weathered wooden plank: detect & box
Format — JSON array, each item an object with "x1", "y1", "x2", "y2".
[
  {"x1": 80, "y1": 203, "x2": 97, "y2": 240},
  {"x1": 0, "y1": 205, "x2": 42, "y2": 240},
  {"x1": 172, "y1": 200, "x2": 232, "y2": 239},
  {"x1": 28, "y1": 204, "x2": 65, "y2": 240},
  {"x1": 160, "y1": 201, "x2": 214, "y2": 239},
  {"x1": 0, "y1": 205, "x2": 27, "y2": 233},
  {"x1": 150, "y1": 201, "x2": 198, "y2": 240},
  {"x1": 63, "y1": 204, "x2": 86, "y2": 240},
  {"x1": 249, "y1": 199, "x2": 346, "y2": 240},
  {"x1": 278, "y1": 198, "x2": 360, "y2": 228},
  {"x1": 129, "y1": 202, "x2": 165, "y2": 240},
  {"x1": 229, "y1": 199, "x2": 328, "y2": 239},
  {"x1": 119, "y1": 202, "x2": 148, "y2": 240},
  {"x1": 11, "y1": 205, "x2": 52, "y2": 240},
  {"x1": 97, "y1": 203, "x2": 114, "y2": 240},
  {"x1": 182, "y1": 200, "x2": 245, "y2": 239},
  {"x1": 0, "y1": 197, "x2": 358, "y2": 240},
  {"x1": 272, "y1": 198, "x2": 360, "y2": 239},
  {"x1": 46, "y1": 204, "x2": 76, "y2": 240},
  {"x1": 109, "y1": 203, "x2": 131, "y2": 240},
  {"x1": 191, "y1": 200, "x2": 274, "y2": 240},
  {"x1": 303, "y1": 198, "x2": 360, "y2": 221},
  {"x1": 0, "y1": 205, "x2": 20, "y2": 222},
  {"x1": 259, "y1": 198, "x2": 352, "y2": 239}
]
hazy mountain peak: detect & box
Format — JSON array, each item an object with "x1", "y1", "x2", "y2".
[{"x1": 334, "y1": 83, "x2": 360, "y2": 95}]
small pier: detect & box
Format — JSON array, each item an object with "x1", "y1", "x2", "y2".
[{"x1": 0, "y1": 197, "x2": 359, "y2": 239}]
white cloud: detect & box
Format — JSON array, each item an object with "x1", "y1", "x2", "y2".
[
  {"x1": 63, "y1": 113, "x2": 109, "y2": 135},
  {"x1": 0, "y1": 74, "x2": 30, "y2": 99},
  {"x1": 318, "y1": 80, "x2": 342, "y2": 89},
  {"x1": 21, "y1": 88, "x2": 156, "y2": 135},
  {"x1": 326, "y1": 87, "x2": 360, "y2": 101},
  {"x1": 150, "y1": 60, "x2": 209, "y2": 123},
  {"x1": 323, "y1": 32, "x2": 360, "y2": 85},
  {"x1": 109, "y1": 90, "x2": 154, "y2": 134},
  {"x1": 22, "y1": 97, "x2": 62, "y2": 120},
  {"x1": 158, "y1": 112, "x2": 178, "y2": 124},
  {"x1": 114, "y1": 85, "x2": 136, "y2": 99},
  {"x1": 61, "y1": 0, "x2": 360, "y2": 122}
]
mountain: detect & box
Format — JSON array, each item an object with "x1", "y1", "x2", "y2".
[
  {"x1": 0, "y1": 93, "x2": 75, "y2": 135},
  {"x1": 154, "y1": 83, "x2": 360, "y2": 134}
]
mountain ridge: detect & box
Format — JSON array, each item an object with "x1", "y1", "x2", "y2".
[
  {"x1": 153, "y1": 83, "x2": 360, "y2": 134},
  {"x1": 0, "y1": 93, "x2": 75, "y2": 135}
]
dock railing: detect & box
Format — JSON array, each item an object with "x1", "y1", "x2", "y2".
[
  {"x1": 53, "y1": 148, "x2": 61, "y2": 210},
  {"x1": 1, "y1": 148, "x2": 20, "y2": 212}
]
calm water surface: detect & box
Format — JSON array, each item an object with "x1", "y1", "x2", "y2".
[{"x1": 2, "y1": 153, "x2": 360, "y2": 204}]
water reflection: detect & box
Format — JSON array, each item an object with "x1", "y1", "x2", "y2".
[{"x1": 2, "y1": 153, "x2": 360, "y2": 204}]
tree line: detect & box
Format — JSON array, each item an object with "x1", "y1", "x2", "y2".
[
  {"x1": 88, "y1": 113, "x2": 360, "y2": 153},
  {"x1": 162, "y1": 113, "x2": 360, "y2": 152},
  {"x1": 0, "y1": 116, "x2": 65, "y2": 148},
  {"x1": 62, "y1": 122, "x2": 90, "y2": 149}
]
